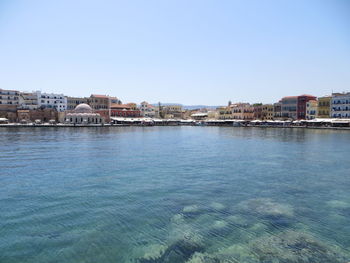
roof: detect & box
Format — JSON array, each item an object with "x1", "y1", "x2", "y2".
[
  {"x1": 111, "y1": 103, "x2": 132, "y2": 109},
  {"x1": 282, "y1": 96, "x2": 298, "y2": 99},
  {"x1": 90, "y1": 94, "x2": 109, "y2": 99}
]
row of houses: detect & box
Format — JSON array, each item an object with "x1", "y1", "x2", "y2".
[
  {"x1": 1, "y1": 88, "x2": 349, "y2": 123},
  {"x1": 213, "y1": 93, "x2": 350, "y2": 121},
  {"x1": 0, "y1": 88, "x2": 185, "y2": 123}
]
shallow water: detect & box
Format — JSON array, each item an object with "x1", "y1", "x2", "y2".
[{"x1": 1, "y1": 126, "x2": 350, "y2": 262}]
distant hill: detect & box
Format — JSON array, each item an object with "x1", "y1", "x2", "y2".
[{"x1": 151, "y1": 103, "x2": 222, "y2": 110}]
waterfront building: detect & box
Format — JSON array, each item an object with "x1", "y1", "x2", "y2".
[
  {"x1": 0, "y1": 88, "x2": 20, "y2": 111},
  {"x1": 281, "y1": 96, "x2": 298, "y2": 119},
  {"x1": 162, "y1": 104, "x2": 183, "y2": 119},
  {"x1": 297, "y1": 94, "x2": 317, "y2": 119},
  {"x1": 253, "y1": 104, "x2": 263, "y2": 119},
  {"x1": 231, "y1": 103, "x2": 254, "y2": 120},
  {"x1": 140, "y1": 101, "x2": 156, "y2": 118},
  {"x1": 89, "y1": 94, "x2": 111, "y2": 122},
  {"x1": 36, "y1": 91, "x2": 67, "y2": 112},
  {"x1": 0, "y1": 89, "x2": 20, "y2": 121},
  {"x1": 191, "y1": 112, "x2": 208, "y2": 120},
  {"x1": 217, "y1": 106, "x2": 232, "y2": 120},
  {"x1": 19, "y1": 92, "x2": 39, "y2": 110},
  {"x1": 66, "y1": 103, "x2": 103, "y2": 124},
  {"x1": 281, "y1": 95, "x2": 316, "y2": 120},
  {"x1": 306, "y1": 100, "x2": 318, "y2": 120},
  {"x1": 110, "y1": 103, "x2": 141, "y2": 118},
  {"x1": 67, "y1": 96, "x2": 89, "y2": 110},
  {"x1": 273, "y1": 102, "x2": 282, "y2": 119},
  {"x1": 261, "y1": 104, "x2": 274, "y2": 120},
  {"x1": 331, "y1": 92, "x2": 350, "y2": 118},
  {"x1": 317, "y1": 96, "x2": 331, "y2": 118}
]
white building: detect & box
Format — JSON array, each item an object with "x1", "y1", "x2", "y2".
[
  {"x1": 0, "y1": 89, "x2": 20, "y2": 108},
  {"x1": 331, "y1": 92, "x2": 350, "y2": 118},
  {"x1": 66, "y1": 103, "x2": 104, "y2": 124},
  {"x1": 140, "y1": 101, "x2": 156, "y2": 118},
  {"x1": 36, "y1": 91, "x2": 67, "y2": 112}
]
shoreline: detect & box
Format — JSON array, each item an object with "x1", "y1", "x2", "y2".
[{"x1": 1, "y1": 123, "x2": 350, "y2": 130}]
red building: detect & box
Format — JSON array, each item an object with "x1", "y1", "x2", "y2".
[
  {"x1": 297, "y1": 94, "x2": 317, "y2": 119},
  {"x1": 110, "y1": 104, "x2": 141, "y2": 118}
]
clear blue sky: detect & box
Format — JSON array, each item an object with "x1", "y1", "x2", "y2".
[{"x1": 0, "y1": 0, "x2": 349, "y2": 105}]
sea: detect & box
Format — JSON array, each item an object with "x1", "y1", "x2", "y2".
[{"x1": 1, "y1": 126, "x2": 350, "y2": 263}]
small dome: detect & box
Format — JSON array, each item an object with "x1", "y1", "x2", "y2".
[{"x1": 74, "y1": 103, "x2": 93, "y2": 113}]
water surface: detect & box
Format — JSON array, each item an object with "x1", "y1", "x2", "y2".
[{"x1": 1, "y1": 127, "x2": 350, "y2": 262}]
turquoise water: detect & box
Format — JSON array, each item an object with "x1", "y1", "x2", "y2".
[{"x1": 1, "y1": 127, "x2": 350, "y2": 263}]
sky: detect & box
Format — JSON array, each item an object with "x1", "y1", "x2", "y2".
[{"x1": 0, "y1": 0, "x2": 349, "y2": 105}]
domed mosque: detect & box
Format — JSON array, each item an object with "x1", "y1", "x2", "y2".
[{"x1": 66, "y1": 103, "x2": 104, "y2": 124}]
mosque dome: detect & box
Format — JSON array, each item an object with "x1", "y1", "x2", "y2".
[{"x1": 74, "y1": 103, "x2": 93, "y2": 113}]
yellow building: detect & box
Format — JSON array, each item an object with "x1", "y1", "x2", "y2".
[
  {"x1": 217, "y1": 106, "x2": 232, "y2": 120},
  {"x1": 306, "y1": 100, "x2": 318, "y2": 120},
  {"x1": 261, "y1": 104, "x2": 274, "y2": 120},
  {"x1": 317, "y1": 96, "x2": 331, "y2": 118}
]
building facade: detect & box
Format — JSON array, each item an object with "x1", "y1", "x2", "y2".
[
  {"x1": 67, "y1": 96, "x2": 89, "y2": 110},
  {"x1": 297, "y1": 95, "x2": 317, "y2": 119},
  {"x1": 37, "y1": 91, "x2": 67, "y2": 112},
  {"x1": 273, "y1": 102, "x2": 282, "y2": 119},
  {"x1": 231, "y1": 103, "x2": 254, "y2": 120},
  {"x1": 162, "y1": 105, "x2": 183, "y2": 119},
  {"x1": 140, "y1": 101, "x2": 156, "y2": 118},
  {"x1": 261, "y1": 104, "x2": 274, "y2": 120},
  {"x1": 66, "y1": 103, "x2": 104, "y2": 124},
  {"x1": 306, "y1": 100, "x2": 318, "y2": 120},
  {"x1": 331, "y1": 92, "x2": 350, "y2": 118},
  {"x1": 281, "y1": 96, "x2": 298, "y2": 119},
  {"x1": 317, "y1": 96, "x2": 331, "y2": 118},
  {"x1": 0, "y1": 89, "x2": 20, "y2": 111},
  {"x1": 110, "y1": 104, "x2": 141, "y2": 118},
  {"x1": 217, "y1": 106, "x2": 232, "y2": 120},
  {"x1": 19, "y1": 92, "x2": 39, "y2": 110},
  {"x1": 281, "y1": 95, "x2": 316, "y2": 120}
]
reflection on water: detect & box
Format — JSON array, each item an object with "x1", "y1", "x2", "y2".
[{"x1": 0, "y1": 127, "x2": 350, "y2": 262}]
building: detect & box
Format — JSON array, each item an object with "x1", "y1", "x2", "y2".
[
  {"x1": 253, "y1": 104, "x2": 263, "y2": 120},
  {"x1": 36, "y1": 91, "x2": 67, "y2": 112},
  {"x1": 19, "y1": 92, "x2": 39, "y2": 110},
  {"x1": 0, "y1": 89, "x2": 20, "y2": 121},
  {"x1": 66, "y1": 103, "x2": 104, "y2": 124},
  {"x1": 317, "y1": 96, "x2": 331, "y2": 118},
  {"x1": 281, "y1": 95, "x2": 317, "y2": 120},
  {"x1": 306, "y1": 100, "x2": 318, "y2": 120},
  {"x1": 110, "y1": 103, "x2": 141, "y2": 118},
  {"x1": 67, "y1": 96, "x2": 89, "y2": 110},
  {"x1": 281, "y1": 96, "x2": 298, "y2": 119},
  {"x1": 162, "y1": 104, "x2": 183, "y2": 119},
  {"x1": 231, "y1": 103, "x2": 254, "y2": 120},
  {"x1": 140, "y1": 101, "x2": 156, "y2": 118},
  {"x1": 217, "y1": 106, "x2": 232, "y2": 120},
  {"x1": 331, "y1": 92, "x2": 350, "y2": 118},
  {"x1": 273, "y1": 102, "x2": 282, "y2": 120},
  {"x1": 261, "y1": 104, "x2": 274, "y2": 120},
  {"x1": 89, "y1": 94, "x2": 111, "y2": 122},
  {"x1": 0, "y1": 88, "x2": 20, "y2": 110},
  {"x1": 297, "y1": 95, "x2": 317, "y2": 119}
]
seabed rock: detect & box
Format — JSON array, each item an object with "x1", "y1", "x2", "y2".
[
  {"x1": 209, "y1": 202, "x2": 226, "y2": 212},
  {"x1": 326, "y1": 200, "x2": 350, "y2": 209},
  {"x1": 239, "y1": 198, "x2": 294, "y2": 218},
  {"x1": 138, "y1": 239, "x2": 205, "y2": 263},
  {"x1": 249, "y1": 230, "x2": 349, "y2": 263}
]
